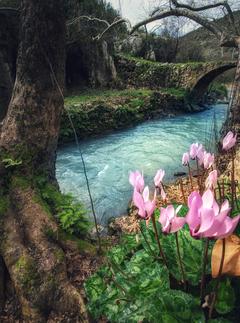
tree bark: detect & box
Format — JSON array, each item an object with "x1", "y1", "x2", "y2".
[
  {"x1": 0, "y1": 256, "x2": 5, "y2": 313},
  {"x1": 0, "y1": 51, "x2": 13, "y2": 122},
  {"x1": 0, "y1": 0, "x2": 65, "y2": 179},
  {"x1": 0, "y1": 0, "x2": 89, "y2": 321}
]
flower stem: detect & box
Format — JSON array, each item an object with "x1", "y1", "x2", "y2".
[
  {"x1": 139, "y1": 224, "x2": 157, "y2": 259},
  {"x1": 187, "y1": 163, "x2": 194, "y2": 190},
  {"x1": 152, "y1": 216, "x2": 168, "y2": 268},
  {"x1": 231, "y1": 149, "x2": 235, "y2": 209},
  {"x1": 179, "y1": 178, "x2": 186, "y2": 204},
  {"x1": 200, "y1": 238, "x2": 209, "y2": 303},
  {"x1": 175, "y1": 232, "x2": 187, "y2": 291},
  {"x1": 209, "y1": 239, "x2": 226, "y2": 319},
  {"x1": 196, "y1": 159, "x2": 201, "y2": 191}
]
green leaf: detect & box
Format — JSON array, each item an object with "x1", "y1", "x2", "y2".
[
  {"x1": 215, "y1": 278, "x2": 236, "y2": 315},
  {"x1": 160, "y1": 227, "x2": 208, "y2": 286},
  {"x1": 118, "y1": 290, "x2": 204, "y2": 323}
]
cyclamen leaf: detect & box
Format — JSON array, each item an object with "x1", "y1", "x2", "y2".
[
  {"x1": 160, "y1": 227, "x2": 207, "y2": 286},
  {"x1": 215, "y1": 278, "x2": 236, "y2": 315}
]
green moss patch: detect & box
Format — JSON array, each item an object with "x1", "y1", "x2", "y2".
[{"x1": 61, "y1": 88, "x2": 188, "y2": 142}]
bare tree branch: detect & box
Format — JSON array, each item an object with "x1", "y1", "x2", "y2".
[
  {"x1": 93, "y1": 18, "x2": 129, "y2": 41},
  {"x1": 172, "y1": 0, "x2": 238, "y2": 34},
  {"x1": 67, "y1": 16, "x2": 110, "y2": 28},
  {"x1": 131, "y1": 8, "x2": 223, "y2": 38},
  {"x1": 152, "y1": 1, "x2": 238, "y2": 34},
  {"x1": 67, "y1": 15, "x2": 129, "y2": 42},
  {"x1": 171, "y1": 0, "x2": 234, "y2": 16}
]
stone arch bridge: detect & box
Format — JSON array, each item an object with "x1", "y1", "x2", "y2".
[
  {"x1": 189, "y1": 62, "x2": 236, "y2": 102},
  {"x1": 116, "y1": 56, "x2": 237, "y2": 103}
]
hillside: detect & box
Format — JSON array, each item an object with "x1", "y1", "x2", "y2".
[{"x1": 177, "y1": 11, "x2": 240, "y2": 62}]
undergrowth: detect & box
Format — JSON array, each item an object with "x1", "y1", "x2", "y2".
[
  {"x1": 36, "y1": 177, "x2": 91, "y2": 237},
  {"x1": 85, "y1": 210, "x2": 240, "y2": 322}
]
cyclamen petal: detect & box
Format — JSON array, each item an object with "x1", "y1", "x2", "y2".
[
  {"x1": 216, "y1": 215, "x2": 240, "y2": 239},
  {"x1": 190, "y1": 143, "x2": 199, "y2": 159},
  {"x1": 197, "y1": 149, "x2": 205, "y2": 166},
  {"x1": 188, "y1": 191, "x2": 202, "y2": 208},
  {"x1": 145, "y1": 200, "x2": 156, "y2": 218},
  {"x1": 187, "y1": 189, "x2": 240, "y2": 239},
  {"x1": 142, "y1": 186, "x2": 149, "y2": 202},
  {"x1": 170, "y1": 217, "x2": 186, "y2": 233},
  {"x1": 129, "y1": 170, "x2": 141, "y2": 186},
  {"x1": 203, "y1": 152, "x2": 215, "y2": 169},
  {"x1": 196, "y1": 208, "x2": 215, "y2": 236},
  {"x1": 132, "y1": 187, "x2": 156, "y2": 219},
  {"x1": 222, "y1": 131, "x2": 237, "y2": 151},
  {"x1": 202, "y1": 189, "x2": 214, "y2": 209},
  {"x1": 133, "y1": 189, "x2": 145, "y2": 218},
  {"x1": 159, "y1": 205, "x2": 186, "y2": 234},
  {"x1": 205, "y1": 170, "x2": 218, "y2": 189},
  {"x1": 182, "y1": 152, "x2": 190, "y2": 166},
  {"x1": 154, "y1": 169, "x2": 165, "y2": 187},
  {"x1": 129, "y1": 170, "x2": 144, "y2": 192}
]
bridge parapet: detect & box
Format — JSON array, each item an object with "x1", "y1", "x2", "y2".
[{"x1": 115, "y1": 56, "x2": 237, "y2": 101}]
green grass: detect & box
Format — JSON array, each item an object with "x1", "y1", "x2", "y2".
[
  {"x1": 64, "y1": 87, "x2": 187, "y2": 107},
  {"x1": 118, "y1": 54, "x2": 209, "y2": 68},
  {"x1": 64, "y1": 88, "x2": 153, "y2": 106},
  {"x1": 161, "y1": 87, "x2": 187, "y2": 98}
]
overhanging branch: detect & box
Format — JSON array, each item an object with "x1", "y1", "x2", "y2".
[
  {"x1": 131, "y1": 8, "x2": 223, "y2": 39},
  {"x1": 67, "y1": 15, "x2": 129, "y2": 42},
  {"x1": 93, "y1": 18, "x2": 129, "y2": 41},
  {"x1": 171, "y1": 0, "x2": 238, "y2": 32},
  {"x1": 67, "y1": 16, "x2": 110, "y2": 28}
]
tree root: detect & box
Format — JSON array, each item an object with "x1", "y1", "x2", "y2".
[{"x1": 0, "y1": 186, "x2": 90, "y2": 322}]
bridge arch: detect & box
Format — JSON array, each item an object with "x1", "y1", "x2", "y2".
[{"x1": 190, "y1": 62, "x2": 237, "y2": 103}]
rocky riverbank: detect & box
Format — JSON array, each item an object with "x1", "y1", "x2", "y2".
[{"x1": 60, "y1": 88, "x2": 204, "y2": 143}]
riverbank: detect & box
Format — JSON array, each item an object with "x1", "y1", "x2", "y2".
[{"x1": 59, "y1": 88, "x2": 206, "y2": 143}]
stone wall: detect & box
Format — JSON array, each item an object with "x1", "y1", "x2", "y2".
[{"x1": 115, "y1": 56, "x2": 234, "y2": 91}]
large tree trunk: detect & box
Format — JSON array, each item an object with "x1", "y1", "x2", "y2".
[
  {"x1": 0, "y1": 1, "x2": 89, "y2": 321},
  {"x1": 0, "y1": 51, "x2": 13, "y2": 122},
  {"x1": 0, "y1": 0, "x2": 65, "y2": 179}
]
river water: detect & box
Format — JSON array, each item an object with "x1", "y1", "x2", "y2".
[{"x1": 56, "y1": 104, "x2": 228, "y2": 224}]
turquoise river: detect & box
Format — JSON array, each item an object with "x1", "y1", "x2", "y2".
[{"x1": 57, "y1": 104, "x2": 228, "y2": 224}]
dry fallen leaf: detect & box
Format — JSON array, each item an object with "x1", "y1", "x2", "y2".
[{"x1": 211, "y1": 235, "x2": 240, "y2": 278}]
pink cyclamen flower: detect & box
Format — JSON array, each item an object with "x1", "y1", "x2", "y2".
[
  {"x1": 205, "y1": 170, "x2": 218, "y2": 189},
  {"x1": 190, "y1": 143, "x2": 203, "y2": 160},
  {"x1": 182, "y1": 152, "x2": 190, "y2": 166},
  {"x1": 196, "y1": 147, "x2": 205, "y2": 166},
  {"x1": 129, "y1": 170, "x2": 144, "y2": 192},
  {"x1": 154, "y1": 169, "x2": 165, "y2": 187},
  {"x1": 222, "y1": 131, "x2": 237, "y2": 151},
  {"x1": 159, "y1": 205, "x2": 186, "y2": 234},
  {"x1": 133, "y1": 186, "x2": 156, "y2": 219},
  {"x1": 186, "y1": 189, "x2": 240, "y2": 239},
  {"x1": 203, "y1": 152, "x2": 215, "y2": 169},
  {"x1": 154, "y1": 169, "x2": 167, "y2": 200}
]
